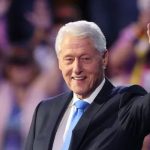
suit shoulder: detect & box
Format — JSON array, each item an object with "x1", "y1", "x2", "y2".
[
  {"x1": 37, "y1": 91, "x2": 72, "y2": 111},
  {"x1": 43, "y1": 91, "x2": 71, "y2": 103},
  {"x1": 115, "y1": 84, "x2": 147, "y2": 96},
  {"x1": 117, "y1": 85, "x2": 148, "y2": 108}
]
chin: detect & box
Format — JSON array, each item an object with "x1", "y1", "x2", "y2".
[{"x1": 73, "y1": 89, "x2": 90, "y2": 98}]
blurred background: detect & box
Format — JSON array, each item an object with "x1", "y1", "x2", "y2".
[{"x1": 0, "y1": 0, "x2": 150, "y2": 149}]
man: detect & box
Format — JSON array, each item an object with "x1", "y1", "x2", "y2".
[{"x1": 25, "y1": 21, "x2": 150, "y2": 150}]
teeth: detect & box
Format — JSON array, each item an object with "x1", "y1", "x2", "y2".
[{"x1": 73, "y1": 77, "x2": 84, "y2": 80}]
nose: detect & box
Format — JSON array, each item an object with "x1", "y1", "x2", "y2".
[{"x1": 73, "y1": 58, "x2": 82, "y2": 75}]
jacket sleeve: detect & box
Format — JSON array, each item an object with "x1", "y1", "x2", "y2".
[
  {"x1": 24, "y1": 102, "x2": 42, "y2": 150},
  {"x1": 118, "y1": 85, "x2": 150, "y2": 137}
]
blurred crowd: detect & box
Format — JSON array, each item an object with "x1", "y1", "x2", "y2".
[{"x1": 0, "y1": 0, "x2": 150, "y2": 149}]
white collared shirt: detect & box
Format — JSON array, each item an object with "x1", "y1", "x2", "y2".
[{"x1": 52, "y1": 78, "x2": 105, "y2": 150}]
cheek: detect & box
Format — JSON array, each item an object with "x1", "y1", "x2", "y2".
[
  {"x1": 88, "y1": 71, "x2": 101, "y2": 82},
  {"x1": 61, "y1": 67, "x2": 71, "y2": 80},
  {"x1": 86, "y1": 62, "x2": 103, "y2": 74},
  {"x1": 87, "y1": 64, "x2": 103, "y2": 80}
]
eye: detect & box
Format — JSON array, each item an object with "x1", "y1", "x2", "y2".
[
  {"x1": 63, "y1": 57, "x2": 74, "y2": 64},
  {"x1": 81, "y1": 56, "x2": 92, "y2": 63}
]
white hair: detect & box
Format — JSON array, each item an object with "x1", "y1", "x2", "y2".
[{"x1": 55, "y1": 20, "x2": 107, "y2": 55}]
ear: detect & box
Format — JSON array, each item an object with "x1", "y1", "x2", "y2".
[
  {"x1": 57, "y1": 55, "x2": 62, "y2": 70},
  {"x1": 102, "y1": 50, "x2": 109, "y2": 69},
  {"x1": 58, "y1": 60, "x2": 62, "y2": 70}
]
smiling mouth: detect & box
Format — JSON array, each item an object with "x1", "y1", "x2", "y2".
[{"x1": 72, "y1": 76, "x2": 86, "y2": 80}]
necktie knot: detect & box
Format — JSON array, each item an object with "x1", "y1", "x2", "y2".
[{"x1": 74, "y1": 100, "x2": 89, "y2": 110}]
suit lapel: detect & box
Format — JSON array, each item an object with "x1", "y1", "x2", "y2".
[
  {"x1": 43, "y1": 92, "x2": 73, "y2": 150},
  {"x1": 69, "y1": 79, "x2": 115, "y2": 150},
  {"x1": 70, "y1": 101, "x2": 102, "y2": 150}
]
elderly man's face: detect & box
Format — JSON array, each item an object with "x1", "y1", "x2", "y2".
[{"x1": 58, "y1": 34, "x2": 108, "y2": 99}]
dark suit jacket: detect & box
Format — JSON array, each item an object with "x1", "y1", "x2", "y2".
[{"x1": 25, "y1": 79, "x2": 150, "y2": 150}]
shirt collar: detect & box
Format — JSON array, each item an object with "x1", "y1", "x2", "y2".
[{"x1": 72, "y1": 78, "x2": 105, "y2": 105}]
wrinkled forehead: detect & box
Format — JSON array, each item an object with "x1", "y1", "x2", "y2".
[
  {"x1": 60, "y1": 33, "x2": 94, "y2": 47},
  {"x1": 58, "y1": 34, "x2": 100, "y2": 58}
]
